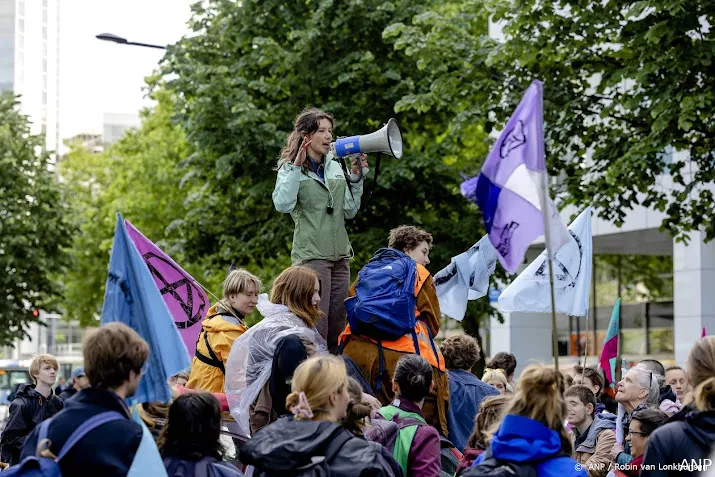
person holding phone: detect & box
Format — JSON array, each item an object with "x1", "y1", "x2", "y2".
[{"x1": 272, "y1": 107, "x2": 368, "y2": 353}]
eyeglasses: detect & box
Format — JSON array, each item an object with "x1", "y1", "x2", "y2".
[{"x1": 628, "y1": 430, "x2": 648, "y2": 437}]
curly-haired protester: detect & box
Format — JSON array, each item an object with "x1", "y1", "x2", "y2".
[
  {"x1": 465, "y1": 364, "x2": 587, "y2": 477},
  {"x1": 240, "y1": 355, "x2": 400, "y2": 476},
  {"x1": 641, "y1": 337, "x2": 715, "y2": 476},
  {"x1": 160, "y1": 393, "x2": 242, "y2": 477},
  {"x1": 455, "y1": 395, "x2": 511, "y2": 476},
  {"x1": 272, "y1": 108, "x2": 368, "y2": 352},
  {"x1": 441, "y1": 334, "x2": 499, "y2": 450},
  {"x1": 225, "y1": 266, "x2": 327, "y2": 437},
  {"x1": 339, "y1": 225, "x2": 450, "y2": 436}
]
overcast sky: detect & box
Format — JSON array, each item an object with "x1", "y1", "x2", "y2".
[{"x1": 60, "y1": 0, "x2": 193, "y2": 138}]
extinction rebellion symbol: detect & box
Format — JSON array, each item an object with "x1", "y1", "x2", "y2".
[{"x1": 142, "y1": 252, "x2": 207, "y2": 329}]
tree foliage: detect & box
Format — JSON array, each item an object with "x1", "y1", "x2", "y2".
[
  {"x1": 0, "y1": 93, "x2": 73, "y2": 345},
  {"x1": 160, "y1": 0, "x2": 503, "y2": 331},
  {"x1": 59, "y1": 88, "x2": 213, "y2": 326},
  {"x1": 390, "y1": 0, "x2": 714, "y2": 241}
]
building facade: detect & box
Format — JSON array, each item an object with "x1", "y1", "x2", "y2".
[{"x1": 0, "y1": 0, "x2": 60, "y2": 153}]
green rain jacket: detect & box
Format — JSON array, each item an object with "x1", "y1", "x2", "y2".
[{"x1": 272, "y1": 154, "x2": 364, "y2": 264}]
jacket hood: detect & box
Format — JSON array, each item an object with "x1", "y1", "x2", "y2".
[
  {"x1": 240, "y1": 418, "x2": 345, "y2": 470},
  {"x1": 202, "y1": 303, "x2": 247, "y2": 333},
  {"x1": 490, "y1": 415, "x2": 564, "y2": 461},
  {"x1": 256, "y1": 294, "x2": 293, "y2": 320},
  {"x1": 15, "y1": 384, "x2": 56, "y2": 400},
  {"x1": 576, "y1": 412, "x2": 617, "y2": 453},
  {"x1": 681, "y1": 410, "x2": 715, "y2": 447}
]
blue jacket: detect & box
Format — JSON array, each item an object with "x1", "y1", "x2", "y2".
[
  {"x1": 473, "y1": 415, "x2": 587, "y2": 477},
  {"x1": 446, "y1": 369, "x2": 499, "y2": 450},
  {"x1": 21, "y1": 388, "x2": 144, "y2": 476}
]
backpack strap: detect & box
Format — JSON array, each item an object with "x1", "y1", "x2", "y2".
[
  {"x1": 323, "y1": 429, "x2": 353, "y2": 463},
  {"x1": 194, "y1": 330, "x2": 225, "y2": 374},
  {"x1": 37, "y1": 411, "x2": 124, "y2": 461},
  {"x1": 424, "y1": 325, "x2": 441, "y2": 369},
  {"x1": 376, "y1": 340, "x2": 386, "y2": 392}
]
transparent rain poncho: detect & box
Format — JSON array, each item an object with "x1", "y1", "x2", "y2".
[{"x1": 225, "y1": 294, "x2": 327, "y2": 437}]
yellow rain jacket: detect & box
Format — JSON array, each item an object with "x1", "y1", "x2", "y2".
[{"x1": 186, "y1": 303, "x2": 248, "y2": 393}]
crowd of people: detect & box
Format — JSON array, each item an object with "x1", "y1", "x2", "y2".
[{"x1": 1, "y1": 107, "x2": 714, "y2": 477}]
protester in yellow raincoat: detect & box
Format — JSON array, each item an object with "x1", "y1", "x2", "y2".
[{"x1": 186, "y1": 269, "x2": 261, "y2": 393}]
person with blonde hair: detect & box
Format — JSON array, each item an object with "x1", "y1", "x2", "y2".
[
  {"x1": 186, "y1": 268, "x2": 262, "y2": 393},
  {"x1": 225, "y1": 266, "x2": 328, "y2": 437},
  {"x1": 0, "y1": 354, "x2": 63, "y2": 466},
  {"x1": 239, "y1": 355, "x2": 400, "y2": 476},
  {"x1": 273, "y1": 107, "x2": 369, "y2": 352},
  {"x1": 481, "y1": 368, "x2": 508, "y2": 395},
  {"x1": 642, "y1": 336, "x2": 715, "y2": 474},
  {"x1": 467, "y1": 365, "x2": 587, "y2": 477}
]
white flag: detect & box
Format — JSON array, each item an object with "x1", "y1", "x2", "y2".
[
  {"x1": 434, "y1": 236, "x2": 498, "y2": 321},
  {"x1": 498, "y1": 207, "x2": 592, "y2": 317}
]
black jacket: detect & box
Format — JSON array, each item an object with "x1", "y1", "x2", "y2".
[
  {"x1": 641, "y1": 408, "x2": 715, "y2": 476},
  {"x1": 0, "y1": 384, "x2": 63, "y2": 466},
  {"x1": 659, "y1": 384, "x2": 678, "y2": 405},
  {"x1": 240, "y1": 417, "x2": 402, "y2": 476},
  {"x1": 20, "y1": 387, "x2": 143, "y2": 476},
  {"x1": 58, "y1": 386, "x2": 77, "y2": 402}
]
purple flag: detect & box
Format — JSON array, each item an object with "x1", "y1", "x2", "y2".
[
  {"x1": 461, "y1": 80, "x2": 570, "y2": 272},
  {"x1": 125, "y1": 220, "x2": 208, "y2": 358}
]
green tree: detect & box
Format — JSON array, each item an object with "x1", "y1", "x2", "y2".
[
  {"x1": 391, "y1": 0, "x2": 714, "y2": 242},
  {"x1": 0, "y1": 93, "x2": 73, "y2": 345},
  {"x1": 156, "y1": 0, "x2": 512, "y2": 366},
  {"x1": 59, "y1": 88, "x2": 212, "y2": 326},
  {"x1": 160, "y1": 0, "x2": 503, "y2": 319}
]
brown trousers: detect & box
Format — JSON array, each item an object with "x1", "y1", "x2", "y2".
[
  {"x1": 303, "y1": 258, "x2": 351, "y2": 353},
  {"x1": 342, "y1": 334, "x2": 450, "y2": 436}
]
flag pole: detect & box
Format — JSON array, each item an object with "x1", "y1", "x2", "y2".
[{"x1": 535, "y1": 82, "x2": 560, "y2": 371}]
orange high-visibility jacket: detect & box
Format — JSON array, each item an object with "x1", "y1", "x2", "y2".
[{"x1": 338, "y1": 263, "x2": 444, "y2": 371}]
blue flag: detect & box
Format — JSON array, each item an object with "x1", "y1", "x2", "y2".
[{"x1": 101, "y1": 213, "x2": 191, "y2": 404}]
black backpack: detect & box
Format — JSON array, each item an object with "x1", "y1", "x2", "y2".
[{"x1": 462, "y1": 457, "x2": 540, "y2": 477}]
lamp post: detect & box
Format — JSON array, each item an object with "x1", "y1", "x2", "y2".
[{"x1": 96, "y1": 33, "x2": 166, "y2": 50}]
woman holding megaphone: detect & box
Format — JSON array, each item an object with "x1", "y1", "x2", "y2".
[{"x1": 272, "y1": 107, "x2": 368, "y2": 353}]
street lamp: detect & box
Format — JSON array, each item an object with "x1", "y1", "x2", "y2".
[{"x1": 96, "y1": 33, "x2": 166, "y2": 50}]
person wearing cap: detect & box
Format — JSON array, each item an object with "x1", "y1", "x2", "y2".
[{"x1": 59, "y1": 367, "x2": 90, "y2": 402}]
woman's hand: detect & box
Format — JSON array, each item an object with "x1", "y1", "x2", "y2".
[
  {"x1": 294, "y1": 137, "x2": 312, "y2": 167},
  {"x1": 361, "y1": 392, "x2": 382, "y2": 411},
  {"x1": 350, "y1": 153, "x2": 368, "y2": 174}
]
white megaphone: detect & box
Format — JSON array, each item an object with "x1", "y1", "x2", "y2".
[{"x1": 331, "y1": 118, "x2": 403, "y2": 159}]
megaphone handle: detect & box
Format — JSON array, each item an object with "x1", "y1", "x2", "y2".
[{"x1": 363, "y1": 152, "x2": 382, "y2": 211}]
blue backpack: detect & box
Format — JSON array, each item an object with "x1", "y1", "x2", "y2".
[
  {"x1": 343, "y1": 248, "x2": 422, "y2": 390},
  {"x1": 4, "y1": 411, "x2": 124, "y2": 477}
]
